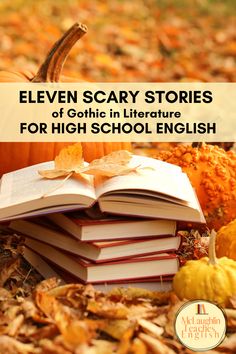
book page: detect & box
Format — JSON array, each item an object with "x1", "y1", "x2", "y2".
[
  {"x1": 95, "y1": 155, "x2": 195, "y2": 204},
  {"x1": 0, "y1": 161, "x2": 96, "y2": 209}
]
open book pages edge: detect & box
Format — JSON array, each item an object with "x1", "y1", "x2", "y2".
[
  {"x1": 99, "y1": 197, "x2": 205, "y2": 223},
  {"x1": 0, "y1": 161, "x2": 95, "y2": 218}
]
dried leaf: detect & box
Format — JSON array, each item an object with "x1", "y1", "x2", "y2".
[
  {"x1": 139, "y1": 333, "x2": 176, "y2": 354},
  {"x1": 0, "y1": 335, "x2": 37, "y2": 354},
  {"x1": 82, "y1": 150, "x2": 134, "y2": 177},
  {"x1": 39, "y1": 338, "x2": 72, "y2": 354},
  {"x1": 7, "y1": 314, "x2": 24, "y2": 337},
  {"x1": 130, "y1": 338, "x2": 147, "y2": 354},
  {"x1": 90, "y1": 339, "x2": 118, "y2": 354},
  {"x1": 102, "y1": 320, "x2": 132, "y2": 340},
  {"x1": 0, "y1": 288, "x2": 11, "y2": 301},
  {"x1": 117, "y1": 326, "x2": 135, "y2": 354},
  {"x1": 228, "y1": 295, "x2": 236, "y2": 309},
  {"x1": 29, "y1": 324, "x2": 58, "y2": 341},
  {"x1": 35, "y1": 277, "x2": 60, "y2": 293},
  {"x1": 20, "y1": 299, "x2": 38, "y2": 319},
  {"x1": 39, "y1": 149, "x2": 134, "y2": 181},
  {"x1": 152, "y1": 314, "x2": 168, "y2": 328},
  {"x1": 55, "y1": 143, "x2": 83, "y2": 170},
  {"x1": 82, "y1": 164, "x2": 137, "y2": 177},
  {"x1": 165, "y1": 300, "x2": 185, "y2": 337},
  {"x1": 35, "y1": 291, "x2": 73, "y2": 328},
  {"x1": 38, "y1": 143, "x2": 84, "y2": 179},
  {"x1": 219, "y1": 333, "x2": 236, "y2": 350},
  {"x1": 62, "y1": 319, "x2": 104, "y2": 346},
  {"x1": 38, "y1": 169, "x2": 71, "y2": 179},
  {"x1": 47, "y1": 283, "x2": 88, "y2": 298},
  {"x1": 225, "y1": 308, "x2": 236, "y2": 319},
  {"x1": 0, "y1": 258, "x2": 20, "y2": 287},
  {"x1": 108, "y1": 287, "x2": 172, "y2": 304},
  {"x1": 87, "y1": 300, "x2": 129, "y2": 319},
  {"x1": 138, "y1": 319, "x2": 164, "y2": 337}
]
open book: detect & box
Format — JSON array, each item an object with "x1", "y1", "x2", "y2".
[{"x1": 0, "y1": 155, "x2": 205, "y2": 223}]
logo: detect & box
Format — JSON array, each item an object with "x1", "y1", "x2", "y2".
[{"x1": 175, "y1": 300, "x2": 226, "y2": 351}]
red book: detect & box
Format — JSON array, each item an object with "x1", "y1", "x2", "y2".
[
  {"x1": 47, "y1": 212, "x2": 177, "y2": 241},
  {"x1": 24, "y1": 237, "x2": 179, "y2": 284},
  {"x1": 10, "y1": 219, "x2": 181, "y2": 262},
  {"x1": 23, "y1": 247, "x2": 174, "y2": 292},
  {"x1": 46, "y1": 263, "x2": 174, "y2": 292}
]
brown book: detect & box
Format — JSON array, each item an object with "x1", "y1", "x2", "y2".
[
  {"x1": 24, "y1": 237, "x2": 179, "y2": 283},
  {"x1": 47, "y1": 213, "x2": 177, "y2": 241},
  {"x1": 10, "y1": 219, "x2": 181, "y2": 262},
  {"x1": 0, "y1": 155, "x2": 205, "y2": 223}
]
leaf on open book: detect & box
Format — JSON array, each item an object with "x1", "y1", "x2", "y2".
[
  {"x1": 39, "y1": 149, "x2": 134, "y2": 179},
  {"x1": 38, "y1": 143, "x2": 84, "y2": 179},
  {"x1": 54, "y1": 143, "x2": 83, "y2": 170},
  {"x1": 38, "y1": 169, "x2": 71, "y2": 179},
  {"x1": 81, "y1": 150, "x2": 135, "y2": 177},
  {"x1": 82, "y1": 164, "x2": 137, "y2": 177}
]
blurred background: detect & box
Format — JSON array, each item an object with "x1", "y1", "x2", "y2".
[{"x1": 0, "y1": 0, "x2": 235, "y2": 82}]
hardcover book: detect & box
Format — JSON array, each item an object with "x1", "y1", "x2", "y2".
[
  {"x1": 25, "y1": 237, "x2": 179, "y2": 283},
  {"x1": 10, "y1": 219, "x2": 181, "y2": 262},
  {"x1": 47, "y1": 213, "x2": 177, "y2": 241}
]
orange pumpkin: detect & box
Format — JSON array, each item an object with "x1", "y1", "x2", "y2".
[
  {"x1": 216, "y1": 219, "x2": 236, "y2": 260},
  {"x1": 0, "y1": 23, "x2": 131, "y2": 175},
  {"x1": 156, "y1": 143, "x2": 236, "y2": 230}
]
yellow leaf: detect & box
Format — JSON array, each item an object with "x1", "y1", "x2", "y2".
[
  {"x1": 38, "y1": 169, "x2": 71, "y2": 179},
  {"x1": 82, "y1": 150, "x2": 135, "y2": 177},
  {"x1": 38, "y1": 143, "x2": 84, "y2": 180},
  {"x1": 38, "y1": 149, "x2": 134, "y2": 181},
  {"x1": 55, "y1": 143, "x2": 83, "y2": 170}
]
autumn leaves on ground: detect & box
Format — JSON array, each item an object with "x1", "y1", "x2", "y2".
[{"x1": 0, "y1": 0, "x2": 235, "y2": 82}]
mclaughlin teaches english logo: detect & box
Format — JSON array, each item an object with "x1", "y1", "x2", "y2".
[{"x1": 175, "y1": 300, "x2": 226, "y2": 351}]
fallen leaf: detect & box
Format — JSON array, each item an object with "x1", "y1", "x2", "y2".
[
  {"x1": 0, "y1": 258, "x2": 20, "y2": 287},
  {"x1": 39, "y1": 149, "x2": 134, "y2": 180},
  {"x1": 138, "y1": 319, "x2": 164, "y2": 337},
  {"x1": 117, "y1": 326, "x2": 135, "y2": 354},
  {"x1": 75, "y1": 150, "x2": 135, "y2": 177},
  {"x1": 38, "y1": 143, "x2": 84, "y2": 179},
  {"x1": 228, "y1": 295, "x2": 236, "y2": 309},
  {"x1": 54, "y1": 143, "x2": 83, "y2": 171},
  {"x1": 102, "y1": 320, "x2": 132, "y2": 340},
  {"x1": 7, "y1": 314, "x2": 24, "y2": 337},
  {"x1": 130, "y1": 338, "x2": 147, "y2": 354},
  {"x1": 0, "y1": 335, "x2": 37, "y2": 354},
  {"x1": 219, "y1": 333, "x2": 236, "y2": 350},
  {"x1": 81, "y1": 150, "x2": 134, "y2": 177},
  {"x1": 139, "y1": 333, "x2": 176, "y2": 354},
  {"x1": 38, "y1": 169, "x2": 71, "y2": 179}
]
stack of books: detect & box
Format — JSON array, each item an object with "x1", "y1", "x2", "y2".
[
  {"x1": 9, "y1": 213, "x2": 180, "y2": 290},
  {"x1": 1, "y1": 154, "x2": 205, "y2": 290}
]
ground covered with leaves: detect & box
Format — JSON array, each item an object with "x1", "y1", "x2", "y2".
[
  {"x1": 0, "y1": 0, "x2": 235, "y2": 82},
  {"x1": 1, "y1": 275, "x2": 236, "y2": 354}
]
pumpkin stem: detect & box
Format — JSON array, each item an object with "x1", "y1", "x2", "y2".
[
  {"x1": 32, "y1": 23, "x2": 87, "y2": 82},
  {"x1": 208, "y1": 230, "x2": 218, "y2": 265}
]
